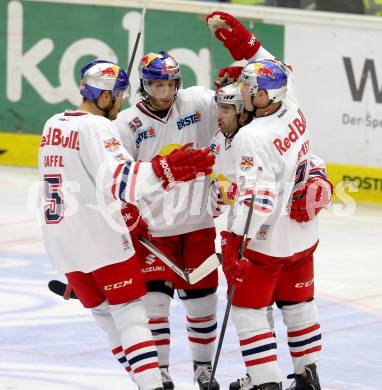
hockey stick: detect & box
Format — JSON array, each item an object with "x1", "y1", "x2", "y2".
[
  {"x1": 126, "y1": 0, "x2": 149, "y2": 78},
  {"x1": 48, "y1": 240, "x2": 222, "y2": 299},
  {"x1": 139, "y1": 237, "x2": 221, "y2": 285},
  {"x1": 48, "y1": 279, "x2": 77, "y2": 299},
  {"x1": 208, "y1": 166, "x2": 263, "y2": 390}
]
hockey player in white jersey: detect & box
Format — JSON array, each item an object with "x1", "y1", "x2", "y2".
[
  {"x1": 114, "y1": 52, "x2": 220, "y2": 390},
  {"x1": 38, "y1": 60, "x2": 215, "y2": 390},
  {"x1": 206, "y1": 11, "x2": 333, "y2": 390}
]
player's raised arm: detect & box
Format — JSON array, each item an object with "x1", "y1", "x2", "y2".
[{"x1": 206, "y1": 11, "x2": 282, "y2": 77}]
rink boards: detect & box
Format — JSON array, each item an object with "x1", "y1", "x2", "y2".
[
  {"x1": 1, "y1": 0, "x2": 381, "y2": 205},
  {"x1": 1, "y1": 130, "x2": 381, "y2": 205}
]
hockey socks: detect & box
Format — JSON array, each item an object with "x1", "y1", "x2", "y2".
[
  {"x1": 281, "y1": 300, "x2": 321, "y2": 374},
  {"x1": 183, "y1": 292, "x2": 218, "y2": 363},
  {"x1": 144, "y1": 292, "x2": 172, "y2": 367},
  {"x1": 231, "y1": 306, "x2": 283, "y2": 385}
]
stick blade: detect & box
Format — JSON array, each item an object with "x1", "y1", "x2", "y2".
[
  {"x1": 188, "y1": 253, "x2": 222, "y2": 285},
  {"x1": 48, "y1": 280, "x2": 77, "y2": 299}
]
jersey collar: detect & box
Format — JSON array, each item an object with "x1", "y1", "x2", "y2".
[{"x1": 136, "y1": 101, "x2": 173, "y2": 124}]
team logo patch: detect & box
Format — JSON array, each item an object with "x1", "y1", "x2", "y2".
[
  {"x1": 240, "y1": 156, "x2": 254, "y2": 171},
  {"x1": 104, "y1": 137, "x2": 121, "y2": 152},
  {"x1": 256, "y1": 224, "x2": 270, "y2": 240},
  {"x1": 177, "y1": 111, "x2": 201, "y2": 130}
]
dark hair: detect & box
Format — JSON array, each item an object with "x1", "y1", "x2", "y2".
[{"x1": 138, "y1": 80, "x2": 150, "y2": 101}]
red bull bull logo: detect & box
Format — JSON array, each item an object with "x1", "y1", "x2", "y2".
[
  {"x1": 103, "y1": 137, "x2": 121, "y2": 152},
  {"x1": 141, "y1": 53, "x2": 157, "y2": 68},
  {"x1": 240, "y1": 156, "x2": 254, "y2": 171},
  {"x1": 99, "y1": 66, "x2": 118, "y2": 78},
  {"x1": 254, "y1": 63, "x2": 275, "y2": 79}
]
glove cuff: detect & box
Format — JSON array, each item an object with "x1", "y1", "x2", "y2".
[
  {"x1": 243, "y1": 37, "x2": 261, "y2": 60},
  {"x1": 309, "y1": 176, "x2": 334, "y2": 198},
  {"x1": 225, "y1": 36, "x2": 261, "y2": 61}
]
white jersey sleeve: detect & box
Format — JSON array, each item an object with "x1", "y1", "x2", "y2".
[
  {"x1": 79, "y1": 115, "x2": 161, "y2": 204},
  {"x1": 309, "y1": 154, "x2": 329, "y2": 181},
  {"x1": 230, "y1": 131, "x2": 278, "y2": 239}
]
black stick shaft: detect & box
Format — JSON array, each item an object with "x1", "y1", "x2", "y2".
[
  {"x1": 126, "y1": 31, "x2": 142, "y2": 78},
  {"x1": 126, "y1": 0, "x2": 149, "y2": 78},
  {"x1": 207, "y1": 284, "x2": 235, "y2": 390}
]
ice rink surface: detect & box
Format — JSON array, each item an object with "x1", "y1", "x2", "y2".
[{"x1": 1, "y1": 166, "x2": 381, "y2": 390}]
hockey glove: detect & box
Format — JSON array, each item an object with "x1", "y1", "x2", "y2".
[
  {"x1": 151, "y1": 143, "x2": 215, "y2": 190},
  {"x1": 121, "y1": 202, "x2": 150, "y2": 243},
  {"x1": 214, "y1": 66, "x2": 244, "y2": 89},
  {"x1": 221, "y1": 231, "x2": 251, "y2": 284},
  {"x1": 206, "y1": 11, "x2": 261, "y2": 60},
  {"x1": 290, "y1": 177, "x2": 333, "y2": 223}
]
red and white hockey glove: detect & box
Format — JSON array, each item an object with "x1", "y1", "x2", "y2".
[
  {"x1": 121, "y1": 202, "x2": 150, "y2": 244},
  {"x1": 290, "y1": 177, "x2": 333, "y2": 223},
  {"x1": 221, "y1": 231, "x2": 251, "y2": 284},
  {"x1": 206, "y1": 11, "x2": 261, "y2": 61},
  {"x1": 214, "y1": 66, "x2": 244, "y2": 89},
  {"x1": 151, "y1": 143, "x2": 215, "y2": 190}
]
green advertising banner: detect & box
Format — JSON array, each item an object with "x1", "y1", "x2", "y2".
[{"x1": 0, "y1": 0, "x2": 283, "y2": 165}]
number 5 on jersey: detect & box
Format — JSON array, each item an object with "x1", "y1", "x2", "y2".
[{"x1": 44, "y1": 174, "x2": 64, "y2": 224}]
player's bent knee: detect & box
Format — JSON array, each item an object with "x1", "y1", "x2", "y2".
[
  {"x1": 181, "y1": 290, "x2": 217, "y2": 317},
  {"x1": 231, "y1": 305, "x2": 270, "y2": 333},
  {"x1": 178, "y1": 287, "x2": 217, "y2": 300},
  {"x1": 280, "y1": 299, "x2": 318, "y2": 327},
  {"x1": 109, "y1": 298, "x2": 147, "y2": 334},
  {"x1": 146, "y1": 280, "x2": 175, "y2": 298},
  {"x1": 91, "y1": 301, "x2": 113, "y2": 333},
  {"x1": 143, "y1": 291, "x2": 171, "y2": 317}
]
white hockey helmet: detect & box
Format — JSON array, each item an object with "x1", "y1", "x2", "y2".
[
  {"x1": 138, "y1": 51, "x2": 182, "y2": 97},
  {"x1": 239, "y1": 58, "x2": 288, "y2": 103},
  {"x1": 215, "y1": 82, "x2": 245, "y2": 114},
  {"x1": 80, "y1": 60, "x2": 129, "y2": 101}
]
